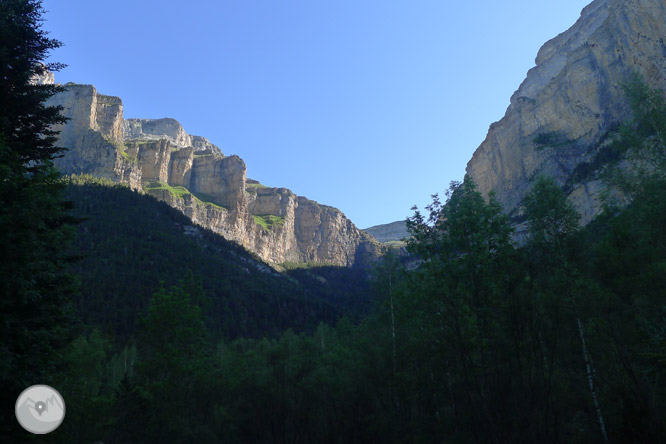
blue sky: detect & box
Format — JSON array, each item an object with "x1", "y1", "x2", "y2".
[{"x1": 42, "y1": 0, "x2": 591, "y2": 229}]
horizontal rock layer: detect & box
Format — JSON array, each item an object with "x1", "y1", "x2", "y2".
[
  {"x1": 49, "y1": 84, "x2": 381, "y2": 266},
  {"x1": 362, "y1": 221, "x2": 409, "y2": 243},
  {"x1": 124, "y1": 118, "x2": 221, "y2": 153}
]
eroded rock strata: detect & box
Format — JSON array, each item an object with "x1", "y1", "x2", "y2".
[{"x1": 48, "y1": 84, "x2": 381, "y2": 266}]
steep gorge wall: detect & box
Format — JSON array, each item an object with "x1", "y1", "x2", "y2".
[
  {"x1": 48, "y1": 84, "x2": 381, "y2": 266},
  {"x1": 466, "y1": 0, "x2": 666, "y2": 223}
]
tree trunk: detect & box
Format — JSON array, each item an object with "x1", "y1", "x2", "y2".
[{"x1": 576, "y1": 316, "x2": 609, "y2": 443}]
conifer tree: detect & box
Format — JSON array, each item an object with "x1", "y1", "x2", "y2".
[
  {"x1": 0, "y1": 0, "x2": 75, "y2": 438},
  {"x1": 133, "y1": 281, "x2": 212, "y2": 441}
]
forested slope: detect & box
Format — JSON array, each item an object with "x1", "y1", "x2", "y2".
[{"x1": 63, "y1": 177, "x2": 373, "y2": 341}]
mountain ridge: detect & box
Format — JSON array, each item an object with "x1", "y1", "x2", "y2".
[
  {"x1": 62, "y1": 179, "x2": 373, "y2": 340},
  {"x1": 47, "y1": 82, "x2": 382, "y2": 266}
]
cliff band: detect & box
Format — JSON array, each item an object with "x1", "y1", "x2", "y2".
[{"x1": 47, "y1": 83, "x2": 381, "y2": 266}]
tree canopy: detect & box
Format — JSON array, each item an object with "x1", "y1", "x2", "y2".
[{"x1": 0, "y1": 1, "x2": 75, "y2": 439}]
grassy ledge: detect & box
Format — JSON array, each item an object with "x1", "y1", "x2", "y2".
[
  {"x1": 253, "y1": 214, "x2": 285, "y2": 230},
  {"x1": 144, "y1": 182, "x2": 227, "y2": 209}
]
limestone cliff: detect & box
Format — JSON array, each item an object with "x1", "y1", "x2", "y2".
[
  {"x1": 48, "y1": 84, "x2": 381, "y2": 266},
  {"x1": 363, "y1": 221, "x2": 409, "y2": 244},
  {"x1": 466, "y1": 0, "x2": 666, "y2": 223},
  {"x1": 124, "y1": 118, "x2": 220, "y2": 153},
  {"x1": 30, "y1": 66, "x2": 55, "y2": 85}
]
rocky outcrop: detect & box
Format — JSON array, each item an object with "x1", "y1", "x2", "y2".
[
  {"x1": 30, "y1": 64, "x2": 55, "y2": 85},
  {"x1": 466, "y1": 0, "x2": 666, "y2": 223},
  {"x1": 295, "y1": 198, "x2": 370, "y2": 265},
  {"x1": 48, "y1": 84, "x2": 381, "y2": 266},
  {"x1": 190, "y1": 155, "x2": 247, "y2": 209},
  {"x1": 363, "y1": 221, "x2": 409, "y2": 243},
  {"x1": 124, "y1": 118, "x2": 220, "y2": 153},
  {"x1": 48, "y1": 84, "x2": 124, "y2": 179},
  {"x1": 168, "y1": 147, "x2": 194, "y2": 187},
  {"x1": 131, "y1": 140, "x2": 171, "y2": 183}
]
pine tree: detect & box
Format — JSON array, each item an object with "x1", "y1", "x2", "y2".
[
  {"x1": 133, "y1": 281, "x2": 212, "y2": 442},
  {"x1": 0, "y1": 0, "x2": 75, "y2": 438}
]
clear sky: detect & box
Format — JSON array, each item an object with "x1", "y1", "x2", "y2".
[{"x1": 41, "y1": 0, "x2": 591, "y2": 229}]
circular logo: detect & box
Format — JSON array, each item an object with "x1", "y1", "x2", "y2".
[{"x1": 15, "y1": 385, "x2": 66, "y2": 434}]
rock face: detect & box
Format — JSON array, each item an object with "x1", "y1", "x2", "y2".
[
  {"x1": 30, "y1": 64, "x2": 55, "y2": 85},
  {"x1": 466, "y1": 0, "x2": 666, "y2": 223},
  {"x1": 124, "y1": 118, "x2": 220, "y2": 153},
  {"x1": 363, "y1": 221, "x2": 409, "y2": 243},
  {"x1": 48, "y1": 84, "x2": 381, "y2": 266}
]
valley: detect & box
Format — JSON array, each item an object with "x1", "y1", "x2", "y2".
[{"x1": 3, "y1": 0, "x2": 666, "y2": 442}]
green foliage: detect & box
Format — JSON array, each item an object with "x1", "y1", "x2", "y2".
[
  {"x1": 588, "y1": 178, "x2": 666, "y2": 440},
  {"x1": 245, "y1": 181, "x2": 268, "y2": 192},
  {"x1": 191, "y1": 191, "x2": 226, "y2": 208},
  {"x1": 622, "y1": 73, "x2": 666, "y2": 166},
  {"x1": 145, "y1": 181, "x2": 192, "y2": 198},
  {"x1": 0, "y1": 1, "x2": 78, "y2": 438},
  {"x1": 63, "y1": 182, "x2": 374, "y2": 342},
  {"x1": 49, "y1": 164, "x2": 666, "y2": 442},
  {"x1": 56, "y1": 329, "x2": 115, "y2": 441},
  {"x1": 405, "y1": 177, "x2": 541, "y2": 441},
  {"x1": 285, "y1": 265, "x2": 375, "y2": 316},
  {"x1": 131, "y1": 281, "x2": 213, "y2": 442},
  {"x1": 279, "y1": 261, "x2": 317, "y2": 270},
  {"x1": 567, "y1": 124, "x2": 624, "y2": 188},
  {"x1": 119, "y1": 148, "x2": 137, "y2": 163},
  {"x1": 524, "y1": 175, "x2": 580, "y2": 252},
  {"x1": 65, "y1": 173, "x2": 126, "y2": 188},
  {"x1": 5, "y1": 19, "x2": 666, "y2": 439},
  {"x1": 533, "y1": 130, "x2": 574, "y2": 150},
  {"x1": 144, "y1": 181, "x2": 226, "y2": 209},
  {"x1": 253, "y1": 213, "x2": 285, "y2": 230},
  {"x1": 600, "y1": 74, "x2": 666, "y2": 203},
  {"x1": 137, "y1": 282, "x2": 210, "y2": 380},
  {"x1": 407, "y1": 176, "x2": 513, "y2": 263},
  {"x1": 566, "y1": 75, "x2": 666, "y2": 198}
]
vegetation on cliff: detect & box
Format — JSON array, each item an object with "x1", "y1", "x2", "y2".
[
  {"x1": 35, "y1": 78, "x2": 666, "y2": 443},
  {"x1": 253, "y1": 214, "x2": 286, "y2": 230},
  {"x1": 48, "y1": 81, "x2": 381, "y2": 265},
  {"x1": 62, "y1": 178, "x2": 371, "y2": 342},
  {"x1": 54, "y1": 164, "x2": 666, "y2": 442},
  {"x1": 5, "y1": 2, "x2": 666, "y2": 442}
]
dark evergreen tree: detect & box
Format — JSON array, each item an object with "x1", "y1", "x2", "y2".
[
  {"x1": 0, "y1": 0, "x2": 75, "y2": 439},
  {"x1": 131, "y1": 281, "x2": 214, "y2": 442}
]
